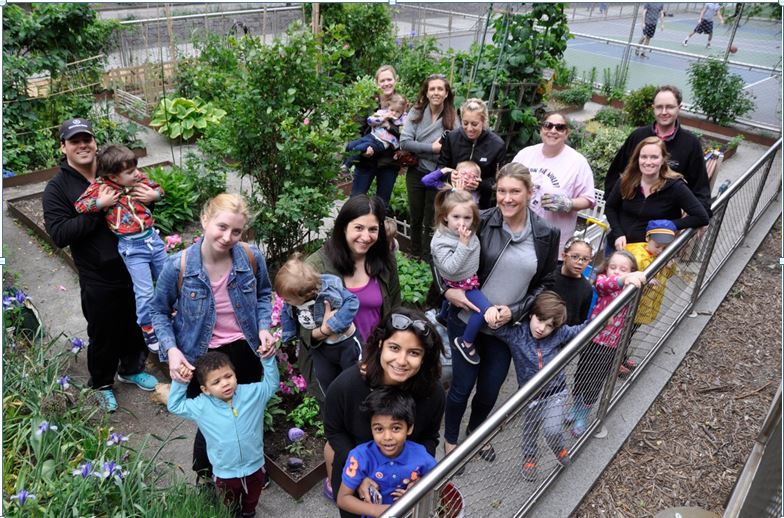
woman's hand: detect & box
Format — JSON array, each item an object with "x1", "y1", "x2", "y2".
[
  {"x1": 129, "y1": 182, "x2": 160, "y2": 204},
  {"x1": 614, "y1": 235, "x2": 627, "y2": 251},
  {"x1": 493, "y1": 305, "x2": 512, "y2": 328},
  {"x1": 457, "y1": 171, "x2": 479, "y2": 192},
  {"x1": 362, "y1": 146, "x2": 375, "y2": 157},
  {"x1": 257, "y1": 329, "x2": 277, "y2": 358},
  {"x1": 431, "y1": 140, "x2": 442, "y2": 154},
  {"x1": 622, "y1": 271, "x2": 647, "y2": 288},
  {"x1": 167, "y1": 347, "x2": 195, "y2": 383},
  {"x1": 444, "y1": 288, "x2": 480, "y2": 313}
]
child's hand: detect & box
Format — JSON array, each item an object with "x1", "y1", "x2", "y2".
[
  {"x1": 178, "y1": 364, "x2": 193, "y2": 381},
  {"x1": 648, "y1": 278, "x2": 660, "y2": 289},
  {"x1": 622, "y1": 271, "x2": 647, "y2": 288},
  {"x1": 457, "y1": 223, "x2": 472, "y2": 245},
  {"x1": 130, "y1": 182, "x2": 159, "y2": 204},
  {"x1": 484, "y1": 305, "x2": 499, "y2": 325},
  {"x1": 97, "y1": 185, "x2": 119, "y2": 208},
  {"x1": 257, "y1": 329, "x2": 277, "y2": 358}
]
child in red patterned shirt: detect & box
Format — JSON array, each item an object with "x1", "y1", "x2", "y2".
[
  {"x1": 74, "y1": 144, "x2": 167, "y2": 352},
  {"x1": 569, "y1": 250, "x2": 646, "y2": 437}
]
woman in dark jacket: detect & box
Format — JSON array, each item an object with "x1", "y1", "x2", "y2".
[
  {"x1": 438, "y1": 98, "x2": 507, "y2": 209},
  {"x1": 605, "y1": 136, "x2": 710, "y2": 250},
  {"x1": 438, "y1": 162, "x2": 560, "y2": 459}
]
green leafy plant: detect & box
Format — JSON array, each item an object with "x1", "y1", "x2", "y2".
[
  {"x1": 264, "y1": 394, "x2": 287, "y2": 433},
  {"x1": 593, "y1": 107, "x2": 627, "y2": 127},
  {"x1": 577, "y1": 122, "x2": 632, "y2": 188},
  {"x1": 385, "y1": 175, "x2": 409, "y2": 221},
  {"x1": 150, "y1": 96, "x2": 227, "y2": 140},
  {"x1": 551, "y1": 84, "x2": 592, "y2": 106},
  {"x1": 144, "y1": 165, "x2": 199, "y2": 234},
  {"x1": 623, "y1": 84, "x2": 657, "y2": 127},
  {"x1": 687, "y1": 59, "x2": 756, "y2": 126},
  {"x1": 395, "y1": 251, "x2": 432, "y2": 307},
  {"x1": 289, "y1": 396, "x2": 324, "y2": 437},
  {"x1": 552, "y1": 61, "x2": 577, "y2": 88},
  {"x1": 601, "y1": 65, "x2": 627, "y2": 101},
  {"x1": 727, "y1": 134, "x2": 745, "y2": 152}
]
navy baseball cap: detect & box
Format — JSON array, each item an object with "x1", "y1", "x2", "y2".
[
  {"x1": 646, "y1": 219, "x2": 677, "y2": 244},
  {"x1": 59, "y1": 118, "x2": 94, "y2": 141}
]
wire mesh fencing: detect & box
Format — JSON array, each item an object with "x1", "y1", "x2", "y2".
[{"x1": 383, "y1": 139, "x2": 781, "y2": 518}]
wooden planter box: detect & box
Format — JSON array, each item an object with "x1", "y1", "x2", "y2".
[
  {"x1": 263, "y1": 454, "x2": 326, "y2": 499},
  {"x1": 6, "y1": 161, "x2": 172, "y2": 274},
  {"x1": 3, "y1": 148, "x2": 147, "y2": 189},
  {"x1": 591, "y1": 93, "x2": 624, "y2": 109}
]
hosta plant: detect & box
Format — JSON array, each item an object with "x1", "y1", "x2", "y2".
[{"x1": 150, "y1": 96, "x2": 226, "y2": 140}]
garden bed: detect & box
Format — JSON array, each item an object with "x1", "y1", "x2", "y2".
[{"x1": 264, "y1": 434, "x2": 326, "y2": 499}]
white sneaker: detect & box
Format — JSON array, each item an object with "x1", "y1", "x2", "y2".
[
  {"x1": 682, "y1": 38, "x2": 688, "y2": 46},
  {"x1": 706, "y1": 42, "x2": 711, "y2": 49}
]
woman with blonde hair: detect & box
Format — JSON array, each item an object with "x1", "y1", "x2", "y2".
[
  {"x1": 151, "y1": 193, "x2": 277, "y2": 483},
  {"x1": 437, "y1": 98, "x2": 506, "y2": 209},
  {"x1": 605, "y1": 136, "x2": 709, "y2": 250}
]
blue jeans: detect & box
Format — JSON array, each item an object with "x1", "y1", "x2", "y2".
[
  {"x1": 444, "y1": 305, "x2": 512, "y2": 444},
  {"x1": 350, "y1": 163, "x2": 397, "y2": 207},
  {"x1": 117, "y1": 231, "x2": 167, "y2": 327}
]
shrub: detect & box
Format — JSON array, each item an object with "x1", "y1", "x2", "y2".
[
  {"x1": 385, "y1": 175, "x2": 409, "y2": 221},
  {"x1": 145, "y1": 165, "x2": 199, "y2": 235},
  {"x1": 552, "y1": 60, "x2": 577, "y2": 88},
  {"x1": 395, "y1": 251, "x2": 432, "y2": 307},
  {"x1": 593, "y1": 107, "x2": 627, "y2": 127},
  {"x1": 623, "y1": 84, "x2": 657, "y2": 127},
  {"x1": 577, "y1": 122, "x2": 632, "y2": 188},
  {"x1": 688, "y1": 59, "x2": 756, "y2": 126},
  {"x1": 552, "y1": 84, "x2": 592, "y2": 106}
]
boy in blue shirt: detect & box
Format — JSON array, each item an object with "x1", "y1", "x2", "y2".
[
  {"x1": 168, "y1": 351, "x2": 279, "y2": 517},
  {"x1": 496, "y1": 291, "x2": 587, "y2": 482},
  {"x1": 337, "y1": 388, "x2": 437, "y2": 518}
]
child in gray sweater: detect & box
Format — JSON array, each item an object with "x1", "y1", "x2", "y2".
[{"x1": 430, "y1": 182, "x2": 498, "y2": 366}]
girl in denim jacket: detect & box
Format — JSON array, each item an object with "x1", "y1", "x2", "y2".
[
  {"x1": 150, "y1": 193, "x2": 277, "y2": 482},
  {"x1": 275, "y1": 254, "x2": 362, "y2": 394}
]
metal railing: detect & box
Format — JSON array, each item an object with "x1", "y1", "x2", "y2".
[{"x1": 382, "y1": 138, "x2": 782, "y2": 518}]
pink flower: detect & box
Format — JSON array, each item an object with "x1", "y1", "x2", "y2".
[
  {"x1": 303, "y1": 118, "x2": 310, "y2": 126},
  {"x1": 271, "y1": 293, "x2": 284, "y2": 327},
  {"x1": 343, "y1": 44, "x2": 350, "y2": 49},
  {"x1": 276, "y1": 351, "x2": 289, "y2": 363},
  {"x1": 165, "y1": 234, "x2": 182, "y2": 252},
  {"x1": 279, "y1": 382, "x2": 291, "y2": 395},
  {"x1": 292, "y1": 374, "x2": 307, "y2": 392}
]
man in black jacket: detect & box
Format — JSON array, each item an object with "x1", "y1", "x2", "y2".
[
  {"x1": 604, "y1": 85, "x2": 711, "y2": 214},
  {"x1": 42, "y1": 118, "x2": 157, "y2": 412}
]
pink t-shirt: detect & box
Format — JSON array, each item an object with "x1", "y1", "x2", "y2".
[
  {"x1": 513, "y1": 144, "x2": 595, "y2": 256},
  {"x1": 347, "y1": 277, "x2": 383, "y2": 344},
  {"x1": 209, "y1": 271, "x2": 246, "y2": 348}
]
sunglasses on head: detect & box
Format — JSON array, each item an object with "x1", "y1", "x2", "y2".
[
  {"x1": 390, "y1": 313, "x2": 430, "y2": 336},
  {"x1": 541, "y1": 121, "x2": 568, "y2": 132}
]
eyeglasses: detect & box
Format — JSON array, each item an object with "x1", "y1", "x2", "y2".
[
  {"x1": 566, "y1": 254, "x2": 592, "y2": 264},
  {"x1": 541, "y1": 121, "x2": 568, "y2": 132},
  {"x1": 390, "y1": 313, "x2": 430, "y2": 336}
]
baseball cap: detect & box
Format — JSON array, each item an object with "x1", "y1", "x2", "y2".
[
  {"x1": 645, "y1": 219, "x2": 677, "y2": 244},
  {"x1": 59, "y1": 118, "x2": 94, "y2": 141}
]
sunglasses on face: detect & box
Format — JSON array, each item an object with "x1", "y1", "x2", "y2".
[
  {"x1": 390, "y1": 313, "x2": 430, "y2": 336},
  {"x1": 541, "y1": 121, "x2": 568, "y2": 132}
]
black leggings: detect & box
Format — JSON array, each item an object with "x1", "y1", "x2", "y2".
[
  {"x1": 311, "y1": 330, "x2": 362, "y2": 396},
  {"x1": 186, "y1": 339, "x2": 263, "y2": 477},
  {"x1": 573, "y1": 342, "x2": 617, "y2": 406}
]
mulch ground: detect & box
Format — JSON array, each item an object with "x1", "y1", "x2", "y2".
[{"x1": 575, "y1": 220, "x2": 781, "y2": 517}]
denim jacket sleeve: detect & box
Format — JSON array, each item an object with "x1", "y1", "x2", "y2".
[
  {"x1": 281, "y1": 303, "x2": 298, "y2": 343},
  {"x1": 251, "y1": 246, "x2": 273, "y2": 331},
  {"x1": 150, "y1": 251, "x2": 182, "y2": 359},
  {"x1": 321, "y1": 274, "x2": 359, "y2": 335}
]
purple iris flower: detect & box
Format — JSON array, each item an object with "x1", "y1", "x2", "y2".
[{"x1": 10, "y1": 489, "x2": 35, "y2": 505}]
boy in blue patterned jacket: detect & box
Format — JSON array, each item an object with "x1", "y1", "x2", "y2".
[{"x1": 496, "y1": 291, "x2": 587, "y2": 481}]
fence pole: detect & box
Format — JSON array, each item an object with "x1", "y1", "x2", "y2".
[
  {"x1": 689, "y1": 204, "x2": 728, "y2": 305},
  {"x1": 619, "y1": 4, "x2": 640, "y2": 86},
  {"x1": 723, "y1": 3, "x2": 743, "y2": 63},
  {"x1": 742, "y1": 154, "x2": 776, "y2": 237}
]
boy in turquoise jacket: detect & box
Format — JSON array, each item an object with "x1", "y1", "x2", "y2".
[{"x1": 168, "y1": 351, "x2": 279, "y2": 517}]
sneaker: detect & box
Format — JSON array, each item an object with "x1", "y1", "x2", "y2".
[
  {"x1": 260, "y1": 468, "x2": 271, "y2": 490},
  {"x1": 142, "y1": 328, "x2": 159, "y2": 352},
  {"x1": 682, "y1": 38, "x2": 689, "y2": 46},
  {"x1": 322, "y1": 478, "x2": 334, "y2": 501},
  {"x1": 453, "y1": 337, "x2": 480, "y2": 366},
  {"x1": 96, "y1": 389, "x2": 118, "y2": 412},
  {"x1": 618, "y1": 363, "x2": 631, "y2": 377},
  {"x1": 706, "y1": 42, "x2": 711, "y2": 49},
  {"x1": 556, "y1": 448, "x2": 571, "y2": 466},
  {"x1": 522, "y1": 458, "x2": 537, "y2": 481},
  {"x1": 117, "y1": 372, "x2": 158, "y2": 391},
  {"x1": 623, "y1": 358, "x2": 638, "y2": 371},
  {"x1": 478, "y1": 444, "x2": 496, "y2": 462}
]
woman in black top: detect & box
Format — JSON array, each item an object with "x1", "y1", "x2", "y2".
[
  {"x1": 437, "y1": 98, "x2": 506, "y2": 209},
  {"x1": 605, "y1": 136, "x2": 709, "y2": 250},
  {"x1": 324, "y1": 307, "x2": 445, "y2": 518}
]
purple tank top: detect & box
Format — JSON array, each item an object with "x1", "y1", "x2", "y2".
[{"x1": 347, "y1": 277, "x2": 383, "y2": 343}]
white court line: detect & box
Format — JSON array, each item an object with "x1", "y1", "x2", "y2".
[{"x1": 744, "y1": 76, "x2": 777, "y2": 90}]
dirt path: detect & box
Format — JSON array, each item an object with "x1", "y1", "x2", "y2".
[{"x1": 575, "y1": 221, "x2": 781, "y2": 517}]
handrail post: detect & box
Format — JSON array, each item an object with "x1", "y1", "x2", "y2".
[
  {"x1": 742, "y1": 154, "x2": 776, "y2": 237},
  {"x1": 593, "y1": 287, "x2": 644, "y2": 428},
  {"x1": 690, "y1": 203, "x2": 728, "y2": 306}
]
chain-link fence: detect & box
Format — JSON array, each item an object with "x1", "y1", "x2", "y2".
[{"x1": 382, "y1": 138, "x2": 782, "y2": 518}]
